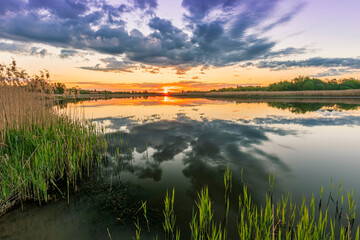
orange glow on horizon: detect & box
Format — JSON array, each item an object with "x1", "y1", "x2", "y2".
[
  {"x1": 1, "y1": 52, "x2": 359, "y2": 93},
  {"x1": 163, "y1": 87, "x2": 169, "y2": 94}
]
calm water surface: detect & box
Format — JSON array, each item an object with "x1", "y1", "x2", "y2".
[{"x1": 1, "y1": 97, "x2": 360, "y2": 239}]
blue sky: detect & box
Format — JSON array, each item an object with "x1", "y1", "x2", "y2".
[{"x1": 0, "y1": 0, "x2": 359, "y2": 91}]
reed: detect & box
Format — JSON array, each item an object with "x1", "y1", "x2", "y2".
[
  {"x1": 163, "y1": 188, "x2": 180, "y2": 240},
  {"x1": 0, "y1": 64, "x2": 105, "y2": 215},
  {"x1": 223, "y1": 166, "x2": 232, "y2": 227},
  {"x1": 134, "y1": 169, "x2": 360, "y2": 240},
  {"x1": 134, "y1": 218, "x2": 141, "y2": 240},
  {"x1": 190, "y1": 186, "x2": 226, "y2": 240}
]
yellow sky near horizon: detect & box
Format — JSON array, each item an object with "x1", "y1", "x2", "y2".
[{"x1": 2, "y1": 52, "x2": 357, "y2": 92}]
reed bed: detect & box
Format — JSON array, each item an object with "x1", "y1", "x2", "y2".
[
  {"x1": 134, "y1": 168, "x2": 360, "y2": 240},
  {"x1": 0, "y1": 66, "x2": 105, "y2": 215}
]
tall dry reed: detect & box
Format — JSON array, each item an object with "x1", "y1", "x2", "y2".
[
  {"x1": 0, "y1": 60, "x2": 55, "y2": 134},
  {"x1": 0, "y1": 86, "x2": 50, "y2": 134}
]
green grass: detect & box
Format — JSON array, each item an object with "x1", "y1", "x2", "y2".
[{"x1": 0, "y1": 114, "x2": 105, "y2": 214}]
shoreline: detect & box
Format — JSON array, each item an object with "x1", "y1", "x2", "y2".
[
  {"x1": 55, "y1": 89, "x2": 360, "y2": 100},
  {"x1": 170, "y1": 89, "x2": 360, "y2": 98},
  {"x1": 53, "y1": 90, "x2": 360, "y2": 106},
  {"x1": 54, "y1": 93, "x2": 162, "y2": 99}
]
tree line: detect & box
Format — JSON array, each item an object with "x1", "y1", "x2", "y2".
[{"x1": 212, "y1": 76, "x2": 360, "y2": 92}]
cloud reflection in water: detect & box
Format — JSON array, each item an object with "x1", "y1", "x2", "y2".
[{"x1": 99, "y1": 114, "x2": 296, "y2": 202}]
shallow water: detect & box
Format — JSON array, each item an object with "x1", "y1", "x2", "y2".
[{"x1": 1, "y1": 97, "x2": 360, "y2": 239}]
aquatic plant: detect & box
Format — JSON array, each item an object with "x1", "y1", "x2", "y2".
[
  {"x1": 131, "y1": 168, "x2": 360, "y2": 240},
  {"x1": 190, "y1": 186, "x2": 226, "y2": 240},
  {"x1": 163, "y1": 188, "x2": 180, "y2": 240},
  {"x1": 0, "y1": 63, "x2": 105, "y2": 215}
]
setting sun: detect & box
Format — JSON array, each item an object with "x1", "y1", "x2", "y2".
[{"x1": 163, "y1": 87, "x2": 169, "y2": 94}]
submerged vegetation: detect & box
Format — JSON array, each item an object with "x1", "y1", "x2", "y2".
[{"x1": 0, "y1": 61, "x2": 105, "y2": 215}]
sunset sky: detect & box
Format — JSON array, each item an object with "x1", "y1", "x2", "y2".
[{"x1": 1, "y1": 0, "x2": 360, "y2": 92}]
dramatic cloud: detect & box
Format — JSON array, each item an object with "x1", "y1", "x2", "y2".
[
  {"x1": 3, "y1": 0, "x2": 357, "y2": 77},
  {"x1": 27, "y1": 0, "x2": 89, "y2": 19},
  {"x1": 0, "y1": 0, "x2": 308, "y2": 74},
  {"x1": 244, "y1": 57, "x2": 360, "y2": 71}
]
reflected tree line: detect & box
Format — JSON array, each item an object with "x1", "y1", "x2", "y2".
[{"x1": 268, "y1": 102, "x2": 360, "y2": 114}]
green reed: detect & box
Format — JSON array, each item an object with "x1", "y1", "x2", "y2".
[
  {"x1": 190, "y1": 186, "x2": 226, "y2": 240},
  {"x1": 137, "y1": 201, "x2": 150, "y2": 232},
  {"x1": 236, "y1": 175, "x2": 359, "y2": 240},
  {"x1": 0, "y1": 114, "x2": 105, "y2": 214},
  {"x1": 107, "y1": 227, "x2": 113, "y2": 240},
  {"x1": 131, "y1": 168, "x2": 360, "y2": 240},
  {"x1": 224, "y1": 166, "x2": 232, "y2": 227},
  {"x1": 163, "y1": 188, "x2": 180, "y2": 240},
  {"x1": 134, "y1": 218, "x2": 141, "y2": 240}
]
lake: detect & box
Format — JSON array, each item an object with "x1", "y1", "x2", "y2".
[{"x1": 1, "y1": 96, "x2": 360, "y2": 239}]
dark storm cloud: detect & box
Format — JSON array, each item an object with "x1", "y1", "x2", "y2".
[
  {"x1": 0, "y1": 0, "x2": 309, "y2": 73},
  {"x1": 244, "y1": 57, "x2": 360, "y2": 71}
]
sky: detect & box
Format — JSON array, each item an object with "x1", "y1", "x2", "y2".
[{"x1": 0, "y1": 0, "x2": 360, "y2": 92}]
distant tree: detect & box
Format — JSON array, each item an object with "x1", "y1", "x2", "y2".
[
  {"x1": 302, "y1": 81, "x2": 315, "y2": 90},
  {"x1": 215, "y1": 76, "x2": 360, "y2": 92}
]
